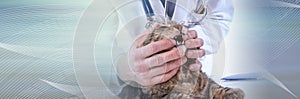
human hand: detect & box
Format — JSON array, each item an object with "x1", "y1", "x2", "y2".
[
  {"x1": 183, "y1": 30, "x2": 206, "y2": 71},
  {"x1": 126, "y1": 26, "x2": 187, "y2": 86}
]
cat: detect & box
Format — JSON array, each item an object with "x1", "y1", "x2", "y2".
[{"x1": 118, "y1": 22, "x2": 245, "y2": 99}]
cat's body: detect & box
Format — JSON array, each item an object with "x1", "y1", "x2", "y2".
[{"x1": 118, "y1": 22, "x2": 244, "y2": 99}]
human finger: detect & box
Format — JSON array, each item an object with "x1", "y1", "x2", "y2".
[
  {"x1": 144, "y1": 46, "x2": 186, "y2": 67},
  {"x1": 185, "y1": 38, "x2": 204, "y2": 48},
  {"x1": 150, "y1": 68, "x2": 179, "y2": 85},
  {"x1": 138, "y1": 57, "x2": 187, "y2": 79},
  {"x1": 181, "y1": 30, "x2": 198, "y2": 41},
  {"x1": 189, "y1": 60, "x2": 202, "y2": 71},
  {"x1": 186, "y1": 49, "x2": 205, "y2": 59},
  {"x1": 136, "y1": 39, "x2": 175, "y2": 58}
]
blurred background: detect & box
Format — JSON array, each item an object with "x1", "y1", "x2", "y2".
[{"x1": 0, "y1": 0, "x2": 299, "y2": 98}]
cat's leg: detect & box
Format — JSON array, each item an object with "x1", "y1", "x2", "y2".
[
  {"x1": 205, "y1": 78, "x2": 244, "y2": 99},
  {"x1": 212, "y1": 87, "x2": 245, "y2": 99}
]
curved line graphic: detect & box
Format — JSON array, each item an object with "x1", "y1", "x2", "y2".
[
  {"x1": 269, "y1": 1, "x2": 300, "y2": 8},
  {"x1": 41, "y1": 79, "x2": 84, "y2": 97},
  {"x1": 0, "y1": 43, "x2": 71, "y2": 62}
]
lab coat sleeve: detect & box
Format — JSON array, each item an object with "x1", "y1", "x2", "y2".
[{"x1": 191, "y1": 0, "x2": 234, "y2": 55}]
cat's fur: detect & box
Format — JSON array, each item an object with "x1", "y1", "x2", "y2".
[{"x1": 118, "y1": 22, "x2": 245, "y2": 99}]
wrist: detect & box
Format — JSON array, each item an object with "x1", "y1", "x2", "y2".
[
  {"x1": 116, "y1": 53, "x2": 146, "y2": 88},
  {"x1": 116, "y1": 53, "x2": 135, "y2": 82}
]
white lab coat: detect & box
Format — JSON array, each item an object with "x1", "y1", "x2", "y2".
[
  {"x1": 110, "y1": 0, "x2": 234, "y2": 91},
  {"x1": 149, "y1": 0, "x2": 234, "y2": 54}
]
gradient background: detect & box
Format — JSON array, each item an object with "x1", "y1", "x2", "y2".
[{"x1": 0, "y1": 0, "x2": 299, "y2": 98}]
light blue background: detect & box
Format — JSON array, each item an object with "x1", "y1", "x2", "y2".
[{"x1": 0, "y1": 0, "x2": 299, "y2": 98}]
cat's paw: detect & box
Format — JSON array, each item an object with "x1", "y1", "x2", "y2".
[
  {"x1": 223, "y1": 88, "x2": 244, "y2": 99},
  {"x1": 214, "y1": 88, "x2": 245, "y2": 99}
]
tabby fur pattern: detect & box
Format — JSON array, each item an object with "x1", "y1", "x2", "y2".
[{"x1": 118, "y1": 22, "x2": 245, "y2": 99}]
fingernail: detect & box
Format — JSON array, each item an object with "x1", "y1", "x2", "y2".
[
  {"x1": 191, "y1": 31, "x2": 198, "y2": 38},
  {"x1": 200, "y1": 50, "x2": 205, "y2": 56}
]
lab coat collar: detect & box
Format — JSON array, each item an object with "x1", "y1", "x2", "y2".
[{"x1": 148, "y1": 0, "x2": 200, "y2": 23}]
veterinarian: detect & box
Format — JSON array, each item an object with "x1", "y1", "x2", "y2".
[{"x1": 115, "y1": 0, "x2": 234, "y2": 88}]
